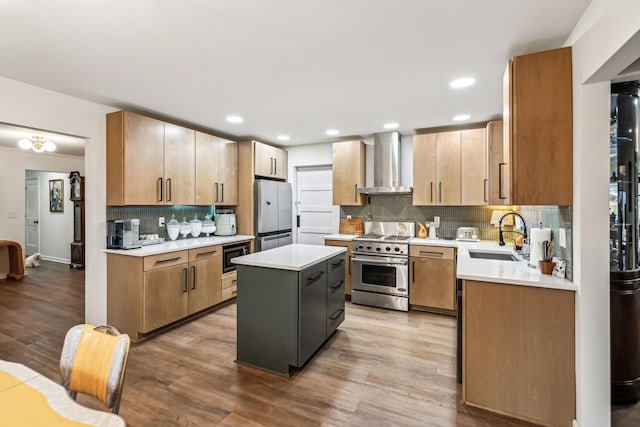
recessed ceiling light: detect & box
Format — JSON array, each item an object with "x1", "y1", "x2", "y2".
[
  {"x1": 453, "y1": 114, "x2": 471, "y2": 121},
  {"x1": 226, "y1": 115, "x2": 243, "y2": 123},
  {"x1": 277, "y1": 135, "x2": 290, "y2": 141},
  {"x1": 450, "y1": 77, "x2": 476, "y2": 88},
  {"x1": 383, "y1": 122, "x2": 399, "y2": 129},
  {"x1": 326, "y1": 129, "x2": 340, "y2": 136}
]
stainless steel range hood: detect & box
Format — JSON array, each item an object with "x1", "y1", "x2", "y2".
[{"x1": 357, "y1": 131, "x2": 412, "y2": 194}]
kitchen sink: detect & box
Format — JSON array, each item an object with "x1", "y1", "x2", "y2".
[{"x1": 468, "y1": 250, "x2": 520, "y2": 261}]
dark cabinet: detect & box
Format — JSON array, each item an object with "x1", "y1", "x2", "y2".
[
  {"x1": 69, "y1": 172, "x2": 84, "y2": 269},
  {"x1": 298, "y1": 263, "x2": 328, "y2": 365}
]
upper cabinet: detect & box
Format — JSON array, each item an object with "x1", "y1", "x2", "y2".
[
  {"x1": 413, "y1": 129, "x2": 487, "y2": 206},
  {"x1": 332, "y1": 140, "x2": 366, "y2": 206},
  {"x1": 502, "y1": 47, "x2": 573, "y2": 205},
  {"x1": 195, "y1": 131, "x2": 238, "y2": 206},
  {"x1": 107, "y1": 111, "x2": 195, "y2": 206},
  {"x1": 254, "y1": 141, "x2": 287, "y2": 180}
]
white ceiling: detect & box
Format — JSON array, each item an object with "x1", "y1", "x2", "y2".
[{"x1": 0, "y1": 0, "x2": 591, "y2": 153}]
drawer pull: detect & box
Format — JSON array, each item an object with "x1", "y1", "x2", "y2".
[
  {"x1": 331, "y1": 280, "x2": 344, "y2": 289},
  {"x1": 307, "y1": 271, "x2": 324, "y2": 282},
  {"x1": 155, "y1": 256, "x2": 182, "y2": 265},
  {"x1": 231, "y1": 289, "x2": 237, "y2": 296},
  {"x1": 331, "y1": 259, "x2": 345, "y2": 268},
  {"x1": 232, "y1": 279, "x2": 237, "y2": 284},
  {"x1": 329, "y1": 309, "x2": 344, "y2": 320},
  {"x1": 196, "y1": 250, "x2": 217, "y2": 257},
  {"x1": 419, "y1": 250, "x2": 443, "y2": 257}
]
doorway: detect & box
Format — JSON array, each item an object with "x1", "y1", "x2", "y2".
[
  {"x1": 294, "y1": 165, "x2": 339, "y2": 245},
  {"x1": 25, "y1": 176, "x2": 40, "y2": 256}
]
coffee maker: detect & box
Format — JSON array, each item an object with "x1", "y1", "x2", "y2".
[{"x1": 107, "y1": 219, "x2": 141, "y2": 249}]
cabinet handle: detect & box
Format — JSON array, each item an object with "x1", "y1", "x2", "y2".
[
  {"x1": 196, "y1": 250, "x2": 217, "y2": 257},
  {"x1": 331, "y1": 259, "x2": 345, "y2": 268},
  {"x1": 215, "y1": 182, "x2": 219, "y2": 202},
  {"x1": 439, "y1": 182, "x2": 442, "y2": 203},
  {"x1": 232, "y1": 279, "x2": 237, "y2": 284},
  {"x1": 483, "y1": 178, "x2": 488, "y2": 203},
  {"x1": 331, "y1": 280, "x2": 344, "y2": 289},
  {"x1": 307, "y1": 271, "x2": 324, "y2": 283},
  {"x1": 329, "y1": 309, "x2": 344, "y2": 320},
  {"x1": 183, "y1": 268, "x2": 188, "y2": 292},
  {"x1": 430, "y1": 182, "x2": 434, "y2": 203},
  {"x1": 221, "y1": 183, "x2": 224, "y2": 202},
  {"x1": 154, "y1": 256, "x2": 181, "y2": 265},
  {"x1": 191, "y1": 266, "x2": 196, "y2": 290},
  {"x1": 354, "y1": 184, "x2": 358, "y2": 202},
  {"x1": 158, "y1": 178, "x2": 163, "y2": 202},
  {"x1": 270, "y1": 157, "x2": 274, "y2": 175},
  {"x1": 498, "y1": 162, "x2": 507, "y2": 199},
  {"x1": 412, "y1": 261, "x2": 415, "y2": 282},
  {"x1": 166, "y1": 178, "x2": 172, "y2": 202},
  {"x1": 231, "y1": 289, "x2": 237, "y2": 296},
  {"x1": 419, "y1": 250, "x2": 444, "y2": 257}
]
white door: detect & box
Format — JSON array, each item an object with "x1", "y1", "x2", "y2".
[
  {"x1": 25, "y1": 177, "x2": 40, "y2": 256},
  {"x1": 295, "y1": 165, "x2": 338, "y2": 245}
]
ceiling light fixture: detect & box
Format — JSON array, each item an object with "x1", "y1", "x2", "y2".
[
  {"x1": 450, "y1": 77, "x2": 476, "y2": 88},
  {"x1": 326, "y1": 129, "x2": 340, "y2": 136},
  {"x1": 277, "y1": 135, "x2": 290, "y2": 141},
  {"x1": 18, "y1": 136, "x2": 56, "y2": 153},
  {"x1": 383, "y1": 122, "x2": 399, "y2": 129},
  {"x1": 226, "y1": 115, "x2": 243, "y2": 123},
  {"x1": 453, "y1": 114, "x2": 471, "y2": 122}
]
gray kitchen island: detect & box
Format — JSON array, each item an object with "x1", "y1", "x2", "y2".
[{"x1": 232, "y1": 244, "x2": 347, "y2": 377}]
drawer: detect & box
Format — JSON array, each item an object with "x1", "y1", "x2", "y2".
[
  {"x1": 222, "y1": 285, "x2": 237, "y2": 301},
  {"x1": 221, "y1": 271, "x2": 237, "y2": 289},
  {"x1": 327, "y1": 254, "x2": 346, "y2": 285},
  {"x1": 327, "y1": 279, "x2": 345, "y2": 311},
  {"x1": 409, "y1": 245, "x2": 455, "y2": 260},
  {"x1": 188, "y1": 245, "x2": 221, "y2": 262},
  {"x1": 324, "y1": 240, "x2": 352, "y2": 250},
  {"x1": 326, "y1": 307, "x2": 345, "y2": 337},
  {"x1": 143, "y1": 250, "x2": 189, "y2": 271}
]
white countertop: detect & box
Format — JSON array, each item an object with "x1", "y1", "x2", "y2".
[
  {"x1": 104, "y1": 235, "x2": 254, "y2": 257},
  {"x1": 232, "y1": 244, "x2": 346, "y2": 271},
  {"x1": 322, "y1": 234, "x2": 358, "y2": 241},
  {"x1": 410, "y1": 237, "x2": 461, "y2": 247},
  {"x1": 455, "y1": 241, "x2": 576, "y2": 291}
]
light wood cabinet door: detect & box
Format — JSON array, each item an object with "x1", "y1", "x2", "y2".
[
  {"x1": 254, "y1": 141, "x2": 286, "y2": 179},
  {"x1": 409, "y1": 246, "x2": 456, "y2": 311},
  {"x1": 143, "y1": 264, "x2": 189, "y2": 332},
  {"x1": 164, "y1": 123, "x2": 195, "y2": 205},
  {"x1": 218, "y1": 139, "x2": 238, "y2": 204},
  {"x1": 505, "y1": 47, "x2": 572, "y2": 205},
  {"x1": 324, "y1": 240, "x2": 352, "y2": 296},
  {"x1": 188, "y1": 256, "x2": 222, "y2": 314},
  {"x1": 332, "y1": 140, "x2": 366, "y2": 205},
  {"x1": 461, "y1": 128, "x2": 487, "y2": 205},
  {"x1": 272, "y1": 146, "x2": 287, "y2": 180},
  {"x1": 195, "y1": 131, "x2": 220, "y2": 205},
  {"x1": 435, "y1": 131, "x2": 461, "y2": 205},
  {"x1": 412, "y1": 133, "x2": 437, "y2": 205},
  {"x1": 122, "y1": 112, "x2": 165, "y2": 205},
  {"x1": 487, "y1": 120, "x2": 508, "y2": 205}
]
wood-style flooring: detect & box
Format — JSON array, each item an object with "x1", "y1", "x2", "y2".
[{"x1": 0, "y1": 261, "x2": 631, "y2": 426}]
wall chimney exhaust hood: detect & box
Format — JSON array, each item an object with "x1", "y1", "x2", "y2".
[{"x1": 357, "y1": 131, "x2": 412, "y2": 194}]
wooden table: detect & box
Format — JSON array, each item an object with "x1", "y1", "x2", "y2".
[
  {"x1": 0, "y1": 359, "x2": 126, "y2": 426},
  {"x1": 0, "y1": 240, "x2": 25, "y2": 280}
]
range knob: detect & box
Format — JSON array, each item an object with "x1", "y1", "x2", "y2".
[
  {"x1": 366, "y1": 245, "x2": 372, "y2": 250},
  {"x1": 376, "y1": 247, "x2": 381, "y2": 252},
  {"x1": 358, "y1": 245, "x2": 364, "y2": 250},
  {"x1": 394, "y1": 247, "x2": 400, "y2": 252},
  {"x1": 385, "y1": 246, "x2": 391, "y2": 251}
]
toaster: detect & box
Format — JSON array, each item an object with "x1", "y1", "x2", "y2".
[{"x1": 456, "y1": 227, "x2": 480, "y2": 241}]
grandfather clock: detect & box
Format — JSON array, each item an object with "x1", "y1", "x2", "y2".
[{"x1": 69, "y1": 171, "x2": 85, "y2": 269}]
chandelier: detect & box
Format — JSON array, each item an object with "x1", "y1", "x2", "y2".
[{"x1": 18, "y1": 136, "x2": 56, "y2": 153}]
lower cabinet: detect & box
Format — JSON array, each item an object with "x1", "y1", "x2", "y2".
[
  {"x1": 221, "y1": 270, "x2": 238, "y2": 301},
  {"x1": 236, "y1": 252, "x2": 345, "y2": 376},
  {"x1": 108, "y1": 245, "x2": 222, "y2": 341},
  {"x1": 462, "y1": 280, "x2": 575, "y2": 426},
  {"x1": 323, "y1": 239, "x2": 352, "y2": 297},
  {"x1": 409, "y1": 245, "x2": 456, "y2": 313}
]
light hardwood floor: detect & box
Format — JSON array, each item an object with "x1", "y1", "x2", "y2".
[{"x1": 2, "y1": 261, "x2": 627, "y2": 426}]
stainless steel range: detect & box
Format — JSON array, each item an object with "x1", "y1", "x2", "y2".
[{"x1": 351, "y1": 221, "x2": 415, "y2": 311}]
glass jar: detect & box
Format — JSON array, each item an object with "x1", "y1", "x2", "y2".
[
  {"x1": 202, "y1": 213, "x2": 216, "y2": 236},
  {"x1": 166, "y1": 214, "x2": 180, "y2": 241},
  {"x1": 190, "y1": 214, "x2": 202, "y2": 238},
  {"x1": 179, "y1": 217, "x2": 191, "y2": 239}
]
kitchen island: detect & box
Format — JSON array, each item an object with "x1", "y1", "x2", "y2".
[{"x1": 232, "y1": 244, "x2": 347, "y2": 377}]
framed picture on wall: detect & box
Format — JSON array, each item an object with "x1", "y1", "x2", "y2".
[{"x1": 49, "y1": 179, "x2": 64, "y2": 212}]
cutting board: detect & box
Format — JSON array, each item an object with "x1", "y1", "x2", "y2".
[{"x1": 339, "y1": 218, "x2": 363, "y2": 235}]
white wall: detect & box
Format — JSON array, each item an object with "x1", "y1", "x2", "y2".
[
  {"x1": 566, "y1": 1, "x2": 640, "y2": 425},
  {"x1": 24, "y1": 170, "x2": 80, "y2": 262},
  {"x1": 0, "y1": 76, "x2": 115, "y2": 324}
]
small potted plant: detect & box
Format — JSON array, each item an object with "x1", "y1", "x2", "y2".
[{"x1": 539, "y1": 240, "x2": 556, "y2": 275}]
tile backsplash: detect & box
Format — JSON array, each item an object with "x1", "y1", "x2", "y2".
[{"x1": 341, "y1": 194, "x2": 573, "y2": 280}]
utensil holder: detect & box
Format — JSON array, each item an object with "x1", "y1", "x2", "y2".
[{"x1": 539, "y1": 260, "x2": 556, "y2": 275}]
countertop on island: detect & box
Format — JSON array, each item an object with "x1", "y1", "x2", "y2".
[
  {"x1": 232, "y1": 244, "x2": 346, "y2": 271},
  {"x1": 104, "y1": 235, "x2": 254, "y2": 257}
]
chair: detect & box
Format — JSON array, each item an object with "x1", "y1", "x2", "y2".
[{"x1": 60, "y1": 324, "x2": 130, "y2": 414}]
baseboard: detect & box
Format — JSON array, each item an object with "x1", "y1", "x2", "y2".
[{"x1": 41, "y1": 255, "x2": 70, "y2": 264}]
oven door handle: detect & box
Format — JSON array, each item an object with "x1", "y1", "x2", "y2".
[{"x1": 351, "y1": 257, "x2": 408, "y2": 266}]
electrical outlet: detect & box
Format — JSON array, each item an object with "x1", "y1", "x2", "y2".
[
  {"x1": 159, "y1": 217, "x2": 165, "y2": 227},
  {"x1": 559, "y1": 228, "x2": 567, "y2": 248},
  {"x1": 7, "y1": 210, "x2": 17, "y2": 219}
]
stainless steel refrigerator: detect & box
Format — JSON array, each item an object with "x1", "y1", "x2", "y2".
[{"x1": 254, "y1": 179, "x2": 293, "y2": 251}]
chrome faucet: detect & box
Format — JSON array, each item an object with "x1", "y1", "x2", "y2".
[{"x1": 498, "y1": 211, "x2": 528, "y2": 249}]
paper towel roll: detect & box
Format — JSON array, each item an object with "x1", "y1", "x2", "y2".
[{"x1": 529, "y1": 228, "x2": 552, "y2": 266}]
